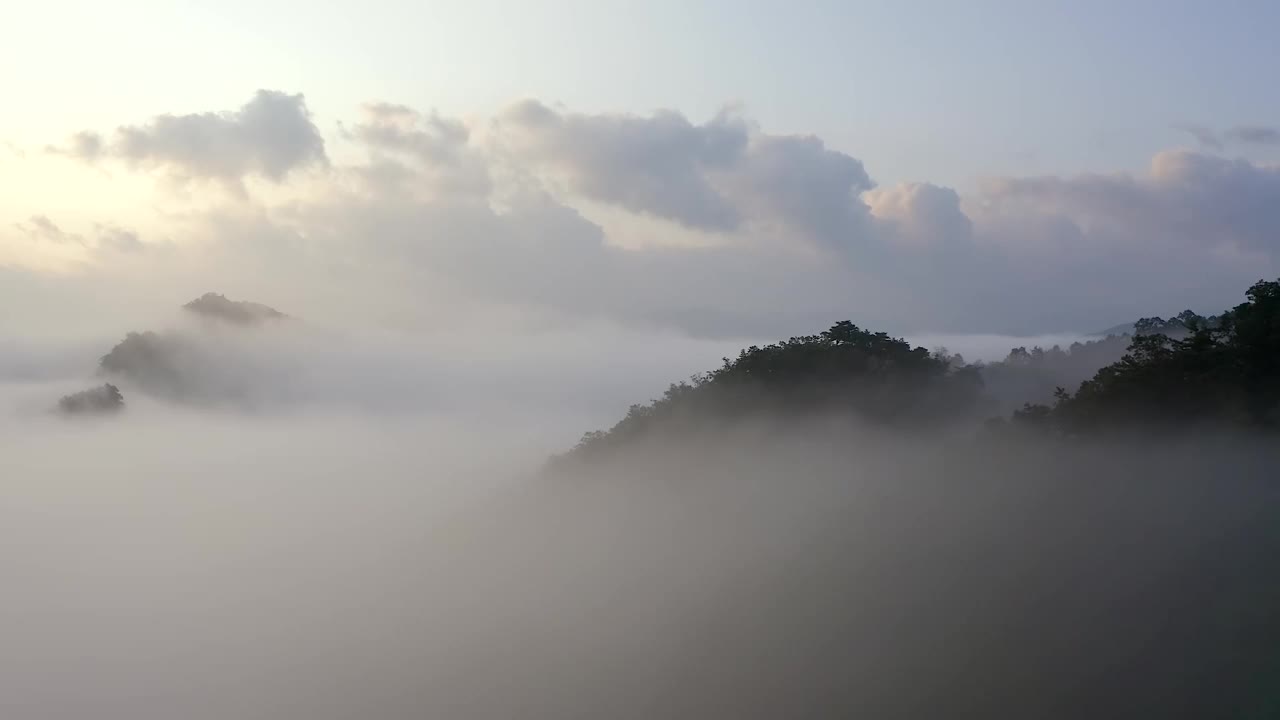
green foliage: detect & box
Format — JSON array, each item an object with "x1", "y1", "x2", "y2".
[
  {"x1": 1133, "y1": 309, "x2": 1218, "y2": 336},
  {"x1": 1016, "y1": 279, "x2": 1280, "y2": 434},
  {"x1": 564, "y1": 321, "x2": 984, "y2": 461},
  {"x1": 560, "y1": 278, "x2": 1280, "y2": 463}
]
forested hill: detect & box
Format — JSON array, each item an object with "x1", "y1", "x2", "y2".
[
  {"x1": 977, "y1": 309, "x2": 1226, "y2": 414},
  {"x1": 1011, "y1": 279, "x2": 1280, "y2": 434},
  {"x1": 561, "y1": 321, "x2": 986, "y2": 463},
  {"x1": 1093, "y1": 309, "x2": 1222, "y2": 339},
  {"x1": 560, "y1": 279, "x2": 1280, "y2": 463}
]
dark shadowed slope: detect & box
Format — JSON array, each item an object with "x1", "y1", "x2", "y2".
[{"x1": 558, "y1": 320, "x2": 985, "y2": 464}]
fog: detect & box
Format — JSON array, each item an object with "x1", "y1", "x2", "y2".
[
  {"x1": 907, "y1": 332, "x2": 1098, "y2": 363},
  {"x1": 3, "y1": 313, "x2": 1278, "y2": 719}
]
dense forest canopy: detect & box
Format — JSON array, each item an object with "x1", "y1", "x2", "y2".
[
  {"x1": 564, "y1": 279, "x2": 1280, "y2": 462},
  {"x1": 57, "y1": 383, "x2": 125, "y2": 414},
  {"x1": 562, "y1": 320, "x2": 986, "y2": 462},
  {"x1": 1015, "y1": 279, "x2": 1280, "y2": 434},
  {"x1": 182, "y1": 292, "x2": 286, "y2": 326}
]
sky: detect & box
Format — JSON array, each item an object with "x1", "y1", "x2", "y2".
[{"x1": 4, "y1": 0, "x2": 1280, "y2": 340}]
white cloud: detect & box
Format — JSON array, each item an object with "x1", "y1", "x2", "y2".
[
  {"x1": 52, "y1": 91, "x2": 327, "y2": 189},
  {"x1": 866, "y1": 182, "x2": 972, "y2": 248},
  {"x1": 497, "y1": 100, "x2": 748, "y2": 231},
  {"x1": 16, "y1": 215, "x2": 84, "y2": 245},
  {"x1": 343, "y1": 102, "x2": 490, "y2": 199},
  {"x1": 495, "y1": 101, "x2": 877, "y2": 251},
  {"x1": 18, "y1": 92, "x2": 1280, "y2": 338}
]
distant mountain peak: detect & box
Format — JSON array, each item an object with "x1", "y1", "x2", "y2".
[{"x1": 182, "y1": 292, "x2": 286, "y2": 326}]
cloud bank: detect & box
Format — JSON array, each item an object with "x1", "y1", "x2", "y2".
[
  {"x1": 3, "y1": 400, "x2": 1277, "y2": 718},
  {"x1": 7, "y1": 90, "x2": 1280, "y2": 339},
  {"x1": 51, "y1": 90, "x2": 327, "y2": 188}
]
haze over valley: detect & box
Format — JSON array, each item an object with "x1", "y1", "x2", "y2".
[{"x1": 5, "y1": 3, "x2": 1280, "y2": 717}]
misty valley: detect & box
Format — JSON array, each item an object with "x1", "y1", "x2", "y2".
[
  {"x1": 11, "y1": 5, "x2": 1280, "y2": 716},
  {"x1": 3, "y1": 279, "x2": 1278, "y2": 719}
]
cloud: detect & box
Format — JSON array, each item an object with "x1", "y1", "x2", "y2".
[
  {"x1": 49, "y1": 130, "x2": 106, "y2": 161},
  {"x1": 15, "y1": 215, "x2": 84, "y2": 245},
  {"x1": 2, "y1": 384, "x2": 1276, "y2": 718},
  {"x1": 973, "y1": 149, "x2": 1280, "y2": 257},
  {"x1": 1176, "y1": 124, "x2": 1222, "y2": 150},
  {"x1": 94, "y1": 224, "x2": 145, "y2": 253},
  {"x1": 1225, "y1": 125, "x2": 1280, "y2": 146},
  {"x1": 940, "y1": 149, "x2": 1280, "y2": 330},
  {"x1": 343, "y1": 102, "x2": 490, "y2": 198},
  {"x1": 3, "y1": 217, "x2": 159, "y2": 276},
  {"x1": 866, "y1": 182, "x2": 972, "y2": 248},
  {"x1": 15, "y1": 216, "x2": 156, "y2": 254},
  {"x1": 722, "y1": 133, "x2": 875, "y2": 249},
  {"x1": 348, "y1": 103, "x2": 469, "y2": 162},
  {"x1": 497, "y1": 101, "x2": 877, "y2": 252},
  {"x1": 498, "y1": 100, "x2": 747, "y2": 231},
  {"x1": 1174, "y1": 123, "x2": 1280, "y2": 149},
  {"x1": 54, "y1": 90, "x2": 327, "y2": 187},
  {"x1": 19, "y1": 93, "x2": 1280, "y2": 337}
]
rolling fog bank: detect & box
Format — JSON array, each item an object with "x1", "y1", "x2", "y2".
[
  {"x1": 4, "y1": 296, "x2": 1280, "y2": 719},
  {"x1": 8, "y1": 11, "x2": 1280, "y2": 716},
  {"x1": 524, "y1": 425, "x2": 1280, "y2": 718},
  {"x1": 4, "y1": 405, "x2": 1278, "y2": 718}
]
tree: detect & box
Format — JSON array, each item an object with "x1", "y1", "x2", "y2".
[
  {"x1": 58, "y1": 383, "x2": 125, "y2": 414},
  {"x1": 1014, "y1": 278, "x2": 1280, "y2": 433},
  {"x1": 561, "y1": 320, "x2": 985, "y2": 462}
]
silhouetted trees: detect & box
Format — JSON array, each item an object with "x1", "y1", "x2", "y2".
[
  {"x1": 1132, "y1": 309, "x2": 1218, "y2": 337},
  {"x1": 58, "y1": 383, "x2": 124, "y2": 414},
  {"x1": 183, "y1": 292, "x2": 286, "y2": 325},
  {"x1": 1015, "y1": 279, "x2": 1280, "y2": 433},
  {"x1": 563, "y1": 278, "x2": 1280, "y2": 461},
  {"x1": 564, "y1": 321, "x2": 985, "y2": 461}
]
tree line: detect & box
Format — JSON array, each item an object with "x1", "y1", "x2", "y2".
[{"x1": 563, "y1": 278, "x2": 1280, "y2": 461}]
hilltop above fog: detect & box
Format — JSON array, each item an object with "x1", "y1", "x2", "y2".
[{"x1": 182, "y1": 292, "x2": 287, "y2": 326}]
